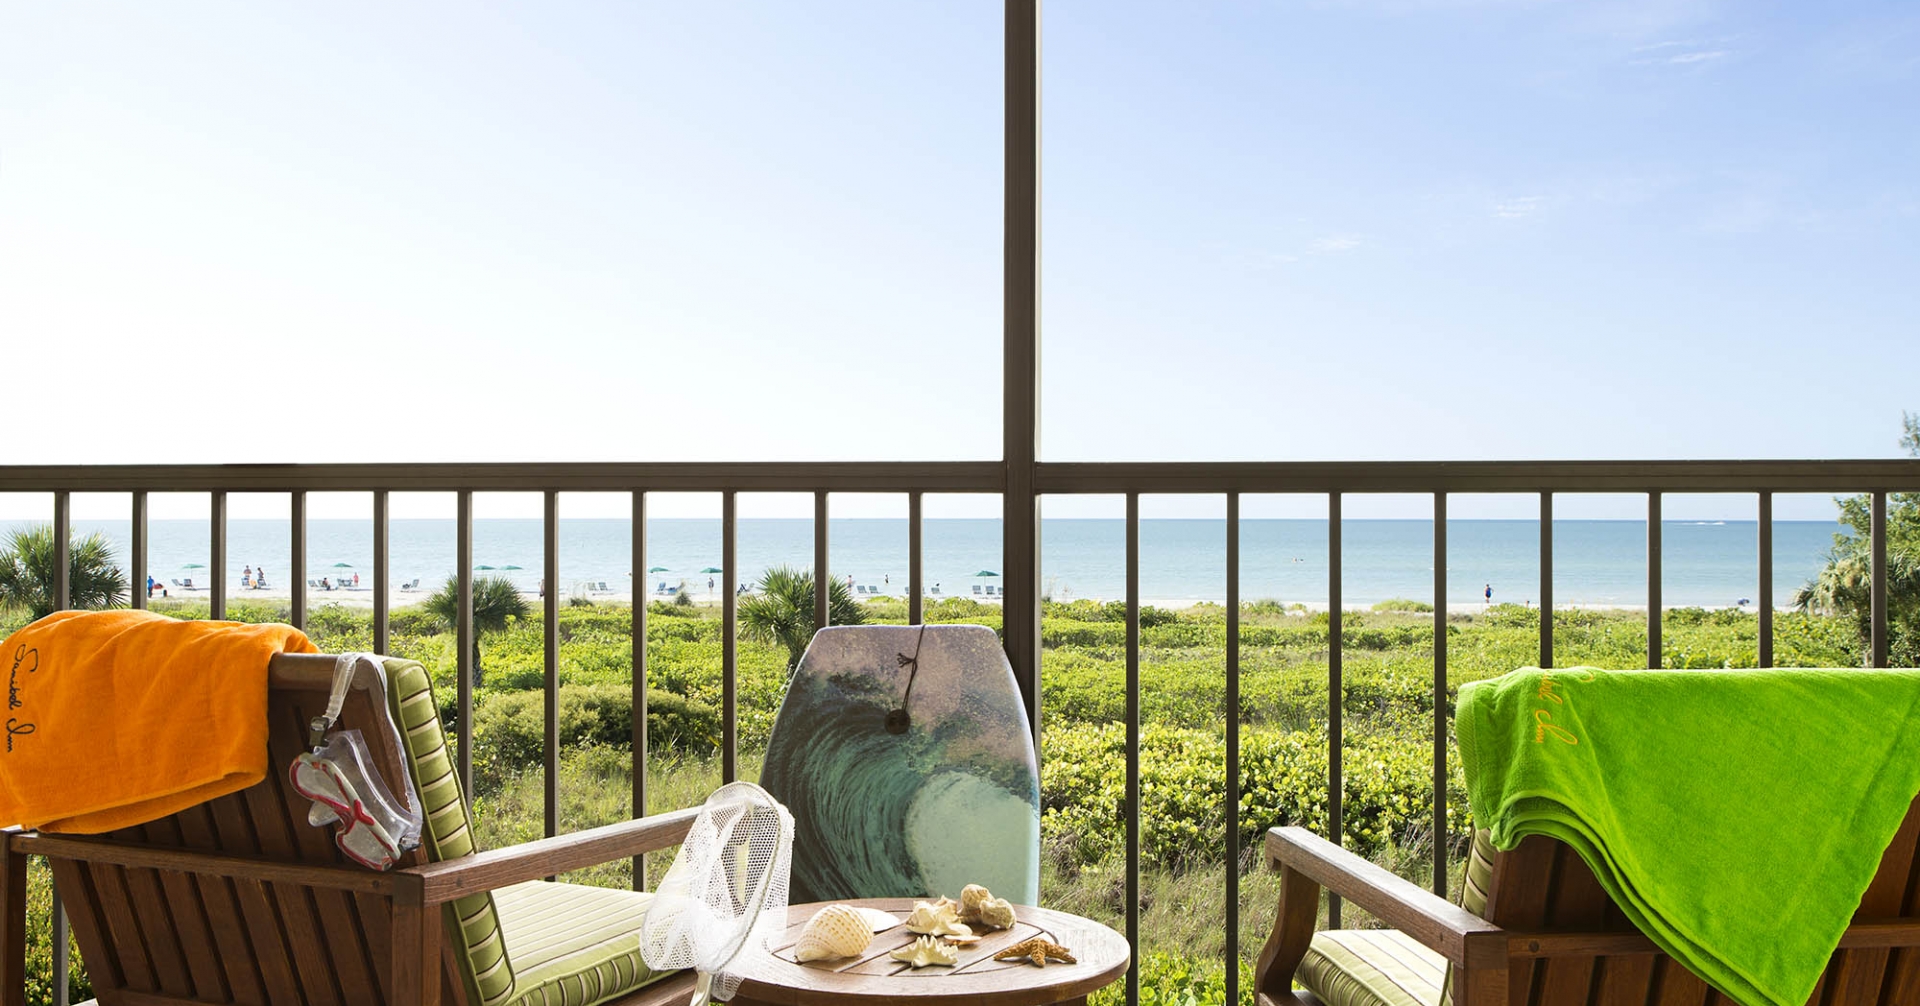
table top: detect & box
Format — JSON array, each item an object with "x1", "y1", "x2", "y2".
[{"x1": 728, "y1": 897, "x2": 1131, "y2": 1006}]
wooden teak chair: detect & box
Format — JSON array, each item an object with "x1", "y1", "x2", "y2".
[
  {"x1": 2, "y1": 653, "x2": 700, "y2": 1006},
  {"x1": 1255, "y1": 794, "x2": 1920, "y2": 1006}
]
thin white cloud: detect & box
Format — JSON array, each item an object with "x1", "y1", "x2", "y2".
[
  {"x1": 1630, "y1": 35, "x2": 1738, "y2": 67},
  {"x1": 1312, "y1": 234, "x2": 1364, "y2": 253},
  {"x1": 1494, "y1": 196, "x2": 1545, "y2": 219}
]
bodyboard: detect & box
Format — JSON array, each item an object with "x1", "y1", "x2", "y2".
[{"x1": 759, "y1": 624, "x2": 1041, "y2": 905}]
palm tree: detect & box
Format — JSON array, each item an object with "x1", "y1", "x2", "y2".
[
  {"x1": 0, "y1": 524, "x2": 128, "y2": 621},
  {"x1": 1796, "y1": 412, "x2": 1920, "y2": 665},
  {"x1": 424, "y1": 575, "x2": 529, "y2": 687},
  {"x1": 738, "y1": 565, "x2": 865, "y2": 671}
]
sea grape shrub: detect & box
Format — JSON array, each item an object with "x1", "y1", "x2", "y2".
[
  {"x1": 469, "y1": 685, "x2": 720, "y2": 793},
  {"x1": 1040, "y1": 721, "x2": 1469, "y2": 873}
]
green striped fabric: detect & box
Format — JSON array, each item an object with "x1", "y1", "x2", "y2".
[
  {"x1": 384, "y1": 658, "x2": 516, "y2": 1006},
  {"x1": 1298, "y1": 929, "x2": 1446, "y2": 1006},
  {"x1": 1435, "y1": 828, "x2": 1496, "y2": 1006},
  {"x1": 495, "y1": 881, "x2": 671, "y2": 1006}
]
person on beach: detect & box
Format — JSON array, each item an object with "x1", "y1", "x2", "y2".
[
  {"x1": 1485, "y1": 583, "x2": 1493, "y2": 605},
  {"x1": 243, "y1": 565, "x2": 253, "y2": 587}
]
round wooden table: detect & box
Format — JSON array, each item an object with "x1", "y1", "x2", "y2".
[{"x1": 728, "y1": 898, "x2": 1131, "y2": 1006}]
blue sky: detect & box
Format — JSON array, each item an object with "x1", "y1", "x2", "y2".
[{"x1": 1, "y1": 1, "x2": 1914, "y2": 520}]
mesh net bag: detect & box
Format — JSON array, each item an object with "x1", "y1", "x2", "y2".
[{"x1": 639, "y1": 781, "x2": 794, "y2": 1003}]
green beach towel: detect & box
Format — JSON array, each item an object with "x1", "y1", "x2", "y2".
[{"x1": 1457, "y1": 666, "x2": 1920, "y2": 1006}]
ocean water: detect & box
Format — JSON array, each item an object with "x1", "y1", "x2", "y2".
[{"x1": 5, "y1": 518, "x2": 1843, "y2": 608}]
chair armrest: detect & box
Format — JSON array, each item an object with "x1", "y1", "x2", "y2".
[
  {"x1": 1264, "y1": 826, "x2": 1507, "y2": 969},
  {"x1": 408, "y1": 807, "x2": 699, "y2": 905}
]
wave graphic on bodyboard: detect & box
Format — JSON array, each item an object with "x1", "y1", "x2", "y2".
[{"x1": 759, "y1": 625, "x2": 1041, "y2": 905}]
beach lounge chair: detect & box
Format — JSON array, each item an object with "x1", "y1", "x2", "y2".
[
  {"x1": 2, "y1": 652, "x2": 699, "y2": 1006},
  {"x1": 1255, "y1": 783, "x2": 1920, "y2": 1005}
]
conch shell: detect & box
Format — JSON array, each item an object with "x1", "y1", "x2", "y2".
[
  {"x1": 794, "y1": 904, "x2": 873, "y2": 962},
  {"x1": 890, "y1": 934, "x2": 960, "y2": 968},
  {"x1": 904, "y1": 899, "x2": 972, "y2": 937},
  {"x1": 958, "y1": 884, "x2": 1017, "y2": 930}
]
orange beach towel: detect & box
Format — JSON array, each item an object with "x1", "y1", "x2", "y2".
[{"x1": 1, "y1": 609, "x2": 316, "y2": 833}]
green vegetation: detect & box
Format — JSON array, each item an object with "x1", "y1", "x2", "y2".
[
  {"x1": 423, "y1": 575, "x2": 531, "y2": 686},
  {"x1": 0, "y1": 524, "x2": 127, "y2": 620},
  {"x1": 738, "y1": 565, "x2": 865, "y2": 670},
  {"x1": 1796, "y1": 412, "x2": 1920, "y2": 666},
  {"x1": 13, "y1": 590, "x2": 1864, "y2": 1005}
]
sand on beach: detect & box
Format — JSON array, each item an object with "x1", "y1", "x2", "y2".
[{"x1": 161, "y1": 583, "x2": 1783, "y2": 618}]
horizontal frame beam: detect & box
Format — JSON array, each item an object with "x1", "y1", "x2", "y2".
[
  {"x1": 0, "y1": 462, "x2": 1005, "y2": 494},
  {"x1": 1037, "y1": 460, "x2": 1920, "y2": 494},
  {"x1": 5, "y1": 459, "x2": 1918, "y2": 496}
]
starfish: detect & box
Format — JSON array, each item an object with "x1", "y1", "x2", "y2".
[{"x1": 993, "y1": 937, "x2": 1076, "y2": 967}]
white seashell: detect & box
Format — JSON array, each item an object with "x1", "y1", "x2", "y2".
[
  {"x1": 904, "y1": 899, "x2": 972, "y2": 937},
  {"x1": 976, "y1": 896, "x2": 1017, "y2": 930},
  {"x1": 855, "y1": 907, "x2": 902, "y2": 932},
  {"x1": 890, "y1": 935, "x2": 960, "y2": 968},
  {"x1": 794, "y1": 904, "x2": 874, "y2": 962}
]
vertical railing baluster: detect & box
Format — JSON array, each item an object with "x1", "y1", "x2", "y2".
[
  {"x1": 457, "y1": 490, "x2": 474, "y2": 799},
  {"x1": 632, "y1": 491, "x2": 649, "y2": 890},
  {"x1": 1540, "y1": 492, "x2": 1554, "y2": 670},
  {"x1": 723, "y1": 491, "x2": 738, "y2": 784},
  {"x1": 814, "y1": 491, "x2": 830, "y2": 630},
  {"x1": 1224, "y1": 493, "x2": 1241, "y2": 1006},
  {"x1": 1758, "y1": 492, "x2": 1773, "y2": 669},
  {"x1": 291, "y1": 491, "x2": 308, "y2": 631},
  {"x1": 52, "y1": 492, "x2": 69, "y2": 1006},
  {"x1": 1124, "y1": 493, "x2": 1140, "y2": 1006},
  {"x1": 909, "y1": 492, "x2": 924, "y2": 626},
  {"x1": 1872, "y1": 491, "x2": 1888, "y2": 669},
  {"x1": 1648, "y1": 492, "x2": 1662, "y2": 669},
  {"x1": 374, "y1": 491, "x2": 390, "y2": 654},
  {"x1": 132, "y1": 491, "x2": 148, "y2": 612},
  {"x1": 1328, "y1": 492, "x2": 1343, "y2": 927},
  {"x1": 1432, "y1": 492, "x2": 1447, "y2": 898},
  {"x1": 544, "y1": 490, "x2": 560, "y2": 857},
  {"x1": 211, "y1": 490, "x2": 227, "y2": 621}
]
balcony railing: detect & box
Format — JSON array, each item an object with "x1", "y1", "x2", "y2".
[{"x1": 4, "y1": 457, "x2": 1918, "y2": 1006}]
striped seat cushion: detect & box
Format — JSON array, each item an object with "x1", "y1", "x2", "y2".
[
  {"x1": 495, "y1": 881, "x2": 672, "y2": 1006},
  {"x1": 384, "y1": 658, "x2": 517, "y2": 1006},
  {"x1": 1299, "y1": 929, "x2": 1446, "y2": 1006}
]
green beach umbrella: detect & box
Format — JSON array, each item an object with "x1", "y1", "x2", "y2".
[
  {"x1": 501, "y1": 564, "x2": 523, "y2": 571},
  {"x1": 700, "y1": 567, "x2": 723, "y2": 574},
  {"x1": 332, "y1": 562, "x2": 355, "y2": 569},
  {"x1": 475, "y1": 565, "x2": 495, "y2": 570},
  {"x1": 974, "y1": 570, "x2": 1000, "y2": 577},
  {"x1": 181, "y1": 563, "x2": 206, "y2": 570},
  {"x1": 649, "y1": 566, "x2": 669, "y2": 573}
]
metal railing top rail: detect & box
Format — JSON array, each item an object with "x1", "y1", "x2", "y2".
[
  {"x1": 1037, "y1": 459, "x2": 1920, "y2": 494},
  {"x1": 6, "y1": 457, "x2": 1919, "y2": 497},
  {"x1": 0, "y1": 461, "x2": 1006, "y2": 494}
]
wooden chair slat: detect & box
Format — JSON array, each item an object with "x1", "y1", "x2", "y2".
[
  {"x1": 1488, "y1": 835, "x2": 1558, "y2": 1006},
  {"x1": 91, "y1": 862, "x2": 159, "y2": 994},
  {"x1": 121, "y1": 861, "x2": 194, "y2": 997},
  {"x1": 242, "y1": 750, "x2": 342, "y2": 1006},
  {"x1": 1649, "y1": 957, "x2": 1711, "y2": 1006},
  {"x1": 1534, "y1": 844, "x2": 1614, "y2": 1006},
  {"x1": 1591, "y1": 954, "x2": 1657, "y2": 1006},
  {"x1": 174, "y1": 804, "x2": 269, "y2": 1005},
  {"x1": 47, "y1": 858, "x2": 123, "y2": 997}
]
